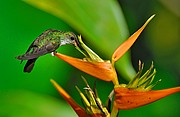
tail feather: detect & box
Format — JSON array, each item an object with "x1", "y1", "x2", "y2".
[{"x1": 24, "y1": 58, "x2": 37, "y2": 73}]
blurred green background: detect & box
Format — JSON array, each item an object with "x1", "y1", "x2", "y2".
[{"x1": 0, "y1": 0, "x2": 179, "y2": 117}]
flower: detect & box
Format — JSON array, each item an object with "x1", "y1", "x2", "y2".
[
  {"x1": 55, "y1": 15, "x2": 155, "y2": 85},
  {"x1": 50, "y1": 78, "x2": 110, "y2": 117},
  {"x1": 113, "y1": 61, "x2": 180, "y2": 110},
  {"x1": 52, "y1": 14, "x2": 180, "y2": 116}
]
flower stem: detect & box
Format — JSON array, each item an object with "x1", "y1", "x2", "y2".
[{"x1": 111, "y1": 105, "x2": 118, "y2": 117}]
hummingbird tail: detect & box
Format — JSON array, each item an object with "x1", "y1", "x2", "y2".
[{"x1": 24, "y1": 58, "x2": 37, "y2": 73}]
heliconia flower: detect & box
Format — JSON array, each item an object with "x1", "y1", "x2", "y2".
[
  {"x1": 113, "y1": 61, "x2": 180, "y2": 110},
  {"x1": 75, "y1": 77, "x2": 110, "y2": 117},
  {"x1": 50, "y1": 79, "x2": 110, "y2": 117},
  {"x1": 54, "y1": 15, "x2": 155, "y2": 85}
]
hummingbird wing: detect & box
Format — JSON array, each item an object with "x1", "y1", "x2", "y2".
[
  {"x1": 16, "y1": 43, "x2": 59, "y2": 60},
  {"x1": 16, "y1": 40, "x2": 37, "y2": 60},
  {"x1": 23, "y1": 43, "x2": 59, "y2": 73}
]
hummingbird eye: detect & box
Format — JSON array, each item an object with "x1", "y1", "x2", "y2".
[{"x1": 70, "y1": 36, "x2": 75, "y2": 40}]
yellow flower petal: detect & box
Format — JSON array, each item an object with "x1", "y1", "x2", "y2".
[
  {"x1": 114, "y1": 86, "x2": 180, "y2": 110},
  {"x1": 112, "y1": 15, "x2": 155, "y2": 63}
]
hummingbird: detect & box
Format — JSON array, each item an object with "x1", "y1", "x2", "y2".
[{"x1": 16, "y1": 29, "x2": 77, "y2": 73}]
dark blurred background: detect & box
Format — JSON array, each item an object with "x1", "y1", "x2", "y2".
[{"x1": 0, "y1": 0, "x2": 179, "y2": 117}]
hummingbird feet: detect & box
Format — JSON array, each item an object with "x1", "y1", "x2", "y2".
[{"x1": 51, "y1": 51, "x2": 56, "y2": 56}]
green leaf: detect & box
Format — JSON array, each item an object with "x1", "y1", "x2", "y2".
[{"x1": 24, "y1": 0, "x2": 136, "y2": 81}]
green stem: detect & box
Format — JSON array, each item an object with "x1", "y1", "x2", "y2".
[{"x1": 111, "y1": 105, "x2": 118, "y2": 117}]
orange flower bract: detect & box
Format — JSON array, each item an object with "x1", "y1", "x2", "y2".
[
  {"x1": 114, "y1": 86, "x2": 180, "y2": 110},
  {"x1": 55, "y1": 53, "x2": 117, "y2": 82},
  {"x1": 50, "y1": 79, "x2": 89, "y2": 117},
  {"x1": 112, "y1": 15, "x2": 155, "y2": 63}
]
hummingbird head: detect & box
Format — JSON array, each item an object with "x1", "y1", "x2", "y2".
[{"x1": 60, "y1": 32, "x2": 77, "y2": 46}]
